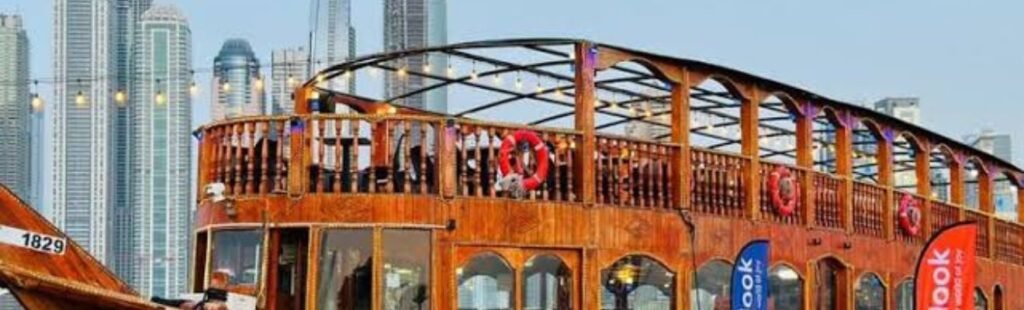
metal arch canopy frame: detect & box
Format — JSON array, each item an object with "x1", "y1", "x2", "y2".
[{"x1": 300, "y1": 37, "x2": 1024, "y2": 179}]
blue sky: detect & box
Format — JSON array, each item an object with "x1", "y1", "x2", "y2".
[{"x1": 5, "y1": 0, "x2": 1024, "y2": 163}]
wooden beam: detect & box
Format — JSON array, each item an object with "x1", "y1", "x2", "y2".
[
  {"x1": 288, "y1": 86, "x2": 311, "y2": 195},
  {"x1": 877, "y1": 133, "x2": 895, "y2": 239},
  {"x1": 915, "y1": 140, "x2": 933, "y2": 236},
  {"x1": 796, "y1": 106, "x2": 815, "y2": 227},
  {"x1": 834, "y1": 114, "x2": 853, "y2": 232},
  {"x1": 743, "y1": 87, "x2": 761, "y2": 219},
  {"x1": 574, "y1": 42, "x2": 597, "y2": 205},
  {"x1": 670, "y1": 77, "x2": 690, "y2": 210}
]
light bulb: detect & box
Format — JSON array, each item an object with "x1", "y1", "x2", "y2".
[
  {"x1": 422, "y1": 63, "x2": 431, "y2": 72},
  {"x1": 397, "y1": 66, "x2": 408, "y2": 78},
  {"x1": 470, "y1": 69, "x2": 478, "y2": 81},
  {"x1": 515, "y1": 77, "x2": 523, "y2": 90},
  {"x1": 342, "y1": 70, "x2": 352, "y2": 80},
  {"x1": 115, "y1": 89, "x2": 127, "y2": 105},
  {"x1": 155, "y1": 91, "x2": 166, "y2": 105},
  {"x1": 222, "y1": 82, "x2": 231, "y2": 92},
  {"x1": 492, "y1": 73, "x2": 501, "y2": 86},
  {"x1": 254, "y1": 77, "x2": 264, "y2": 90},
  {"x1": 316, "y1": 74, "x2": 326, "y2": 83},
  {"x1": 190, "y1": 82, "x2": 199, "y2": 96},
  {"x1": 287, "y1": 75, "x2": 296, "y2": 86},
  {"x1": 446, "y1": 65, "x2": 455, "y2": 78},
  {"x1": 31, "y1": 94, "x2": 43, "y2": 112},
  {"x1": 310, "y1": 89, "x2": 320, "y2": 100},
  {"x1": 75, "y1": 91, "x2": 86, "y2": 106}
]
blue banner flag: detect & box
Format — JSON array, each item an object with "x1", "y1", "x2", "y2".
[{"x1": 731, "y1": 239, "x2": 770, "y2": 310}]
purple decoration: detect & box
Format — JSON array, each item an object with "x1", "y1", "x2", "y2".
[
  {"x1": 289, "y1": 118, "x2": 304, "y2": 134},
  {"x1": 882, "y1": 128, "x2": 896, "y2": 142},
  {"x1": 802, "y1": 103, "x2": 819, "y2": 118}
]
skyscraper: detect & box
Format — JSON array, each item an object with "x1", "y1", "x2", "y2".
[
  {"x1": 113, "y1": 0, "x2": 152, "y2": 282},
  {"x1": 52, "y1": 0, "x2": 118, "y2": 265},
  {"x1": 311, "y1": 0, "x2": 355, "y2": 93},
  {"x1": 0, "y1": 14, "x2": 30, "y2": 200},
  {"x1": 270, "y1": 47, "x2": 308, "y2": 114},
  {"x1": 211, "y1": 39, "x2": 264, "y2": 120},
  {"x1": 128, "y1": 5, "x2": 192, "y2": 298},
  {"x1": 384, "y1": 0, "x2": 447, "y2": 113}
]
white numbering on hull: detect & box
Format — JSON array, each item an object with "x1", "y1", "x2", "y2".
[{"x1": 0, "y1": 225, "x2": 66, "y2": 255}]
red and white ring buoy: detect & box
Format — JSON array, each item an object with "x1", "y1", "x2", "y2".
[
  {"x1": 769, "y1": 166, "x2": 799, "y2": 216},
  {"x1": 498, "y1": 130, "x2": 550, "y2": 191},
  {"x1": 898, "y1": 193, "x2": 922, "y2": 236}
]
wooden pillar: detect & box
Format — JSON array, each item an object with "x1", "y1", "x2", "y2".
[
  {"x1": 288, "y1": 85, "x2": 312, "y2": 195},
  {"x1": 742, "y1": 88, "x2": 760, "y2": 219},
  {"x1": 196, "y1": 128, "x2": 212, "y2": 203},
  {"x1": 439, "y1": 119, "x2": 456, "y2": 198},
  {"x1": 574, "y1": 42, "x2": 597, "y2": 205},
  {"x1": 949, "y1": 158, "x2": 966, "y2": 220},
  {"x1": 670, "y1": 78, "x2": 690, "y2": 210},
  {"x1": 877, "y1": 132, "x2": 895, "y2": 239},
  {"x1": 796, "y1": 107, "x2": 815, "y2": 227},
  {"x1": 834, "y1": 116, "x2": 853, "y2": 232},
  {"x1": 978, "y1": 170, "x2": 996, "y2": 256},
  {"x1": 915, "y1": 141, "x2": 932, "y2": 236}
]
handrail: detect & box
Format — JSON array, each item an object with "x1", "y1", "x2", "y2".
[{"x1": 195, "y1": 114, "x2": 1024, "y2": 267}]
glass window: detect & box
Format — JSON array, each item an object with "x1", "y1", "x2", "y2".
[
  {"x1": 458, "y1": 253, "x2": 514, "y2": 310},
  {"x1": 523, "y1": 254, "x2": 572, "y2": 310},
  {"x1": 211, "y1": 230, "x2": 263, "y2": 286},
  {"x1": 975, "y1": 288, "x2": 987, "y2": 310},
  {"x1": 855, "y1": 273, "x2": 885, "y2": 310},
  {"x1": 382, "y1": 230, "x2": 431, "y2": 310},
  {"x1": 769, "y1": 265, "x2": 803, "y2": 309},
  {"x1": 691, "y1": 260, "x2": 730, "y2": 310},
  {"x1": 602, "y1": 255, "x2": 674, "y2": 310},
  {"x1": 316, "y1": 229, "x2": 373, "y2": 310},
  {"x1": 894, "y1": 280, "x2": 913, "y2": 310}
]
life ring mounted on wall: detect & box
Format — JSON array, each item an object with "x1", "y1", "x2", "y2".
[
  {"x1": 768, "y1": 166, "x2": 799, "y2": 216},
  {"x1": 498, "y1": 129, "x2": 550, "y2": 195},
  {"x1": 898, "y1": 193, "x2": 922, "y2": 236}
]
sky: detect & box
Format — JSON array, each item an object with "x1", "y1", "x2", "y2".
[{"x1": 3, "y1": 0, "x2": 1024, "y2": 163}]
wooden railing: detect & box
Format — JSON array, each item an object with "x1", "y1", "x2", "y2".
[
  {"x1": 930, "y1": 200, "x2": 960, "y2": 234},
  {"x1": 453, "y1": 120, "x2": 580, "y2": 202},
  {"x1": 813, "y1": 172, "x2": 844, "y2": 230},
  {"x1": 196, "y1": 114, "x2": 1024, "y2": 267},
  {"x1": 852, "y1": 181, "x2": 885, "y2": 238},
  {"x1": 691, "y1": 148, "x2": 748, "y2": 217},
  {"x1": 994, "y1": 219, "x2": 1023, "y2": 264},
  {"x1": 595, "y1": 135, "x2": 676, "y2": 208},
  {"x1": 306, "y1": 114, "x2": 441, "y2": 195},
  {"x1": 965, "y1": 209, "x2": 990, "y2": 257},
  {"x1": 202, "y1": 116, "x2": 292, "y2": 196},
  {"x1": 758, "y1": 161, "x2": 804, "y2": 225},
  {"x1": 894, "y1": 192, "x2": 926, "y2": 243}
]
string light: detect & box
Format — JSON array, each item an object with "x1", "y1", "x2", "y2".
[
  {"x1": 114, "y1": 89, "x2": 127, "y2": 106},
  {"x1": 492, "y1": 71, "x2": 501, "y2": 86},
  {"x1": 470, "y1": 61, "x2": 478, "y2": 81},
  {"x1": 446, "y1": 59, "x2": 455, "y2": 78},
  {"x1": 286, "y1": 74, "x2": 296, "y2": 86},
  {"x1": 422, "y1": 58, "x2": 431, "y2": 73},
  {"x1": 155, "y1": 90, "x2": 166, "y2": 105},
  {"x1": 253, "y1": 76, "x2": 264, "y2": 91},
  {"x1": 31, "y1": 93, "x2": 43, "y2": 112},
  {"x1": 75, "y1": 90, "x2": 86, "y2": 106},
  {"x1": 221, "y1": 79, "x2": 231, "y2": 92},
  {"x1": 190, "y1": 81, "x2": 199, "y2": 97},
  {"x1": 514, "y1": 71, "x2": 522, "y2": 90}
]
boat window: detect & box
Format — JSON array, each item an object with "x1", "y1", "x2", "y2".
[
  {"x1": 854, "y1": 273, "x2": 885, "y2": 310},
  {"x1": 691, "y1": 259, "x2": 730, "y2": 310},
  {"x1": 769, "y1": 265, "x2": 803, "y2": 309},
  {"x1": 894, "y1": 280, "x2": 912, "y2": 310},
  {"x1": 316, "y1": 229, "x2": 373, "y2": 310},
  {"x1": 457, "y1": 252, "x2": 514, "y2": 310},
  {"x1": 523, "y1": 254, "x2": 572, "y2": 310},
  {"x1": 382, "y1": 229, "x2": 431, "y2": 309},
  {"x1": 211, "y1": 229, "x2": 263, "y2": 287},
  {"x1": 602, "y1": 255, "x2": 674, "y2": 310},
  {"x1": 975, "y1": 287, "x2": 987, "y2": 310}
]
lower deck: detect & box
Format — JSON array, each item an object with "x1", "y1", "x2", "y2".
[{"x1": 192, "y1": 195, "x2": 1022, "y2": 310}]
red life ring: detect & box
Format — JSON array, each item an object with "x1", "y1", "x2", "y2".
[
  {"x1": 768, "y1": 166, "x2": 799, "y2": 216},
  {"x1": 498, "y1": 130, "x2": 550, "y2": 191},
  {"x1": 899, "y1": 194, "x2": 922, "y2": 236}
]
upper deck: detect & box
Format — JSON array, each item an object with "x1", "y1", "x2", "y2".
[{"x1": 192, "y1": 38, "x2": 1024, "y2": 308}]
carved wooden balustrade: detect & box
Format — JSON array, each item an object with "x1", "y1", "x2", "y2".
[
  {"x1": 197, "y1": 114, "x2": 1024, "y2": 266},
  {"x1": 595, "y1": 136, "x2": 676, "y2": 208}
]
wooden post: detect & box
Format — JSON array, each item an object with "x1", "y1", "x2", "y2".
[
  {"x1": 574, "y1": 42, "x2": 597, "y2": 205},
  {"x1": 796, "y1": 106, "x2": 815, "y2": 227},
  {"x1": 288, "y1": 85, "x2": 312, "y2": 195},
  {"x1": 979, "y1": 171, "x2": 996, "y2": 256},
  {"x1": 834, "y1": 115, "x2": 853, "y2": 232},
  {"x1": 915, "y1": 141, "x2": 932, "y2": 236},
  {"x1": 743, "y1": 88, "x2": 761, "y2": 219},
  {"x1": 670, "y1": 78, "x2": 690, "y2": 210},
  {"x1": 949, "y1": 157, "x2": 966, "y2": 220},
  {"x1": 196, "y1": 128, "x2": 211, "y2": 203},
  {"x1": 1017, "y1": 183, "x2": 1024, "y2": 223},
  {"x1": 877, "y1": 132, "x2": 895, "y2": 239}
]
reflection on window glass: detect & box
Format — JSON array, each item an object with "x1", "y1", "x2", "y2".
[
  {"x1": 974, "y1": 288, "x2": 987, "y2": 310},
  {"x1": 382, "y1": 230, "x2": 431, "y2": 310},
  {"x1": 769, "y1": 266, "x2": 802, "y2": 309},
  {"x1": 690, "y1": 260, "x2": 730, "y2": 310},
  {"x1": 855, "y1": 273, "x2": 885, "y2": 310},
  {"x1": 457, "y1": 253, "x2": 514, "y2": 310},
  {"x1": 317, "y1": 229, "x2": 373, "y2": 310},
  {"x1": 523, "y1": 255, "x2": 572, "y2": 310},
  {"x1": 894, "y1": 280, "x2": 913, "y2": 310},
  {"x1": 602, "y1": 255, "x2": 674, "y2": 310},
  {"x1": 211, "y1": 230, "x2": 263, "y2": 286}
]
